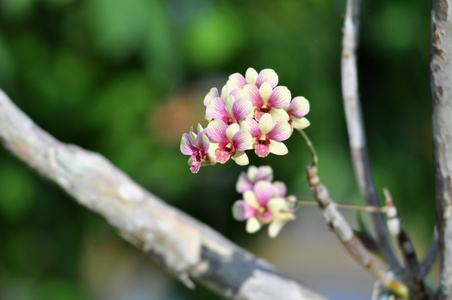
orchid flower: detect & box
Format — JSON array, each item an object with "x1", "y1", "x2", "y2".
[
  {"x1": 207, "y1": 119, "x2": 252, "y2": 165},
  {"x1": 205, "y1": 94, "x2": 252, "y2": 126},
  {"x1": 180, "y1": 124, "x2": 216, "y2": 173},
  {"x1": 285, "y1": 96, "x2": 311, "y2": 130},
  {"x1": 232, "y1": 180, "x2": 295, "y2": 238},
  {"x1": 247, "y1": 113, "x2": 291, "y2": 158},
  {"x1": 236, "y1": 165, "x2": 274, "y2": 193},
  {"x1": 227, "y1": 68, "x2": 279, "y2": 91}
]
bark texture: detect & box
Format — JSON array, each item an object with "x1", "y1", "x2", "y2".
[
  {"x1": 0, "y1": 89, "x2": 326, "y2": 300},
  {"x1": 431, "y1": 1, "x2": 452, "y2": 299}
]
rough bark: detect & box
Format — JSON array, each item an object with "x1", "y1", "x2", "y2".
[
  {"x1": 0, "y1": 89, "x2": 326, "y2": 300},
  {"x1": 431, "y1": 1, "x2": 452, "y2": 299}
]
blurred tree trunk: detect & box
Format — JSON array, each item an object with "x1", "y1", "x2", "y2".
[{"x1": 431, "y1": 0, "x2": 452, "y2": 299}]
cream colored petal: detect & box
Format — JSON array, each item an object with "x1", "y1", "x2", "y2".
[
  {"x1": 268, "y1": 140, "x2": 288, "y2": 155},
  {"x1": 267, "y1": 197, "x2": 286, "y2": 214},
  {"x1": 245, "y1": 68, "x2": 258, "y2": 85},
  {"x1": 225, "y1": 94, "x2": 236, "y2": 115},
  {"x1": 291, "y1": 117, "x2": 311, "y2": 129},
  {"x1": 246, "y1": 217, "x2": 262, "y2": 233},
  {"x1": 226, "y1": 123, "x2": 240, "y2": 141},
  {"x1": 247, "y1": 165, "x2": 258, "y2": 181},
  {"x1": 220, "y1": 85, "x2": 232, "y2": 100},
  {"x1": 207, "y1": 142, "x2": 219, "y2": 165},
  {"x1": 189, "y1": 131, "x2": 197, "y2": 145},
  {"x1": 232, "y1": 151, "x2": 249, "y2": 166},
  {"x1": 197, "y1": 124, "x2": 204, "y2": 134},
  {"x1": 270, "y1": 108, "x2": 290, "y2": 122},
  {"x1": 259, "y1": 82, "x2": 273, "y2": 102},
  {"x1": 268, "y1": 218, "x2": 287, "y2": 238},
  {"x1": 259, "y1": 113, "x2": 274, "y2": 134},
  {"x1": 243, "y1": 190, "x2": 259, "y2": 208}
]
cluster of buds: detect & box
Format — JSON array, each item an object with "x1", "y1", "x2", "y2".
[
  {"x1": 180, "y1": 68, "x2": 310, "y2": 173},
  {"x1": 232, "y1": 166, "x2": 296, "y2": 237}
]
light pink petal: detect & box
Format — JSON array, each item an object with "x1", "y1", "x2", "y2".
[
  {"x1": 227, "y1": 73, "x2": 247, "y2": 90},
  {"x1": 233, "y1": 98, "x2": 253, "y2": 121},
  {"x1": 258, "y1": 210, "x2": 274, "y2": 223},
  {"x1": 236, "y1": 171, "x2": 254, "y2": 193},
  {"x1": 206, "y1": 97, "x2": 230, "y2": 120},
  {"x1": 204, "y1": 88, "x2": 219, "y2": 107},
  {"x1": 254, "y1": 181, "x2": 275, "y2": 206},
  {"x1": 233, "y1": 130, "x2": 252, "y2": 151},
  {"x1": 272, "y1": 181, "x2": 287, "y2": 197},
  {"x1": 190, "y1": 161, "x2": 201, "y2": 173},
  {"x1": 196, "y1": 132, "x2": 210, "y2": 152},
  {"x1": 256, "y1": 69, "x2": 278, "y2": 88},
  {"x1": 256, "y1": 166, "x2": 273, "y2": 182},
  {"x1": 268, "y1": 121, "x2": 291, "y2": 141},
  {"x1": 268, "y1": 86, "x2": 291, "y2": 108},
  {"x1": 180, "y1": 133, "x2": 196, "y2": 155},
  {"x1": 216, "y1": 148, "x2": 230, "y2": 164},
  {"x1": 255, "y1": 142, "x2": 270, "y2": 158},
  {"x1": 232, "y1": 200, "x2": 256, "y2": 221},
  {"x1": 243, "y1": 84, "x2": 264, "y2": 107},
  {"x1": 288, "y1": 96, "x2": 310, "y2": 117},
  {"x1": 207, "y1": 119, "x2": 228, "y2": 142},
  {"x1": 247, "y1": 118, "x2": 262, "y2": 137}
]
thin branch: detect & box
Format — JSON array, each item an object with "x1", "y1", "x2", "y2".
[
  {"x1": 341, "y1": 0, "x2": 401, "y2": 270},
  {"x1": 297, "y1": 200, "x2": 388, "y2": 213},
  {"x1": 305, "y1": 165, "x2": 409, "y2": 298},
  {"x1": 0, "y1": 89, "x2": 326, "y2": 300},
  {"x1": 430, "y1": 1, "x2": 452, "y2": 298}
]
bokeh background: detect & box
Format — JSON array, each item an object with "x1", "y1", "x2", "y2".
[{"x1": 0, "y1": 0, "x2": 434, "y2": 299}]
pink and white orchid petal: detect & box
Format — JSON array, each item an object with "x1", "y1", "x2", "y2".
[
  {"x1": 207, "y1": 119, "x2": 228, "y2": 143},
  {"x1": 204, "y1": 87, "x2": 220, "y2": 107},
  {"x1": 197, "y1": 132, "x2": 210, "y2": 152},
  {"x1": 247, "y1": 118, "x2": 262, "y2": 137},
  {"x1": 243, "y1": 84, "x2": 264, "y2": 107},
  {"x1": 190, "y1": 161, "x2": 202, "y2": 174},
  {"x1": 270, "y1": 107, "x2": 290, "y2": 122},
  {"x1": 255, "y1": 142, "x2": 270, "y2": 158},
  {"x1": 232, "y1": 151, "x2": 249, "y2": 166},
  {"x1": 227, "y1": 73, "x2": 247, "y2": 91},
  {"x1": 268, "y1": 218, "x2": 287, "y2": 238},
  {"x1": 216, "y1": 148, "x2": 230, "y2": 164},
  {"x1": 243, "y1": 190, "x2": 260, "y2": 208},
  {"x1": 291, "y1": 116, "x2": 311, "y2": 129},
  {"x1": 267, "y1": 197, "x2": 286, "y2": 214},
  {"x1": 233, "y1": 130, "x2": 252, "y2": 151},
  {"x1": 268, "y1": 121, "x2": 291, "y2": 141},
  {"x1": 207, "y1": 142, "x2": 218, "y2": 164},
  {"x1": 226, "y1": 123, "x2": 240, "y2": 141},
  {"x1": 268, "y1": 86, "x2": 291, "y2": 108},
  {"x1": 197, "y1": 124, "x2": 205, "y2": 134},
  {"x1": 246, "y1": 217, "x2": 262, "y2": 233},
  {"x1": 232, "y1": 200, "x2": 256, "y2": 221},
  {"x1": 259, "y1": 82, "x2": 273, "y2": 102},
  {"x1": 239, "y1": 119, "x2": 251, "y2": 132},
  {"x1": 206, "y1": 97, "x2": 229, "y2": 120},
  {"x1": 220, "y1": 85, "x2": 232, "y2": 100},
  {"x1": 268, "y1": 140, "x2": 288, "y2": 155},
  {"x1": 246, "y1": 166, "x2": 258, "y2": 181},
  {"x1": 288, "y1": 96, "x2": 310, "y2": 117},
  {"x1": 225, "y1": 94, "x2": 236, "y2": 116},
  {"x1": 256, "y1": 69, "x2": 278, "y2": 88},
  {"x1": 245, "y1": 68, "x2": 258, "y2": 85},
  {"x1": 233, "y1": 98, "x2": 253, "y2": 121},
  {"x1": 236, "y1": 171, "x2": 254, "y2": 193},
  {"x1": 256, "y1": 166, "x2": 273, "y2": 182},
  {"x1": 272, "y1": 181, "x2": 287, "y2": 197},
  {"x1": 180, "y1": 133, "x2": 196, "y2": 155},
  {"x1": 254, "y1": 181, "x2": 275, "y2": 206},
  {"x1": 259, "y1": 113, "x2": 274, "y2": 135}
]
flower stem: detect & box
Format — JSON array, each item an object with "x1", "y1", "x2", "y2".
[
  {"x1": 297, "y1": 200, "x2": 388, "y2": 213},
  {"x1": 297, "y1": 129, "x2": 318, "y2": 167}
]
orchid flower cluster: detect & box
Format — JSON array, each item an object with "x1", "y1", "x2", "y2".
[
  {"x1": 180, "y1": 68, "x2": 310, "y2": 174},
  {"x1": 232, "y1": 166, "x2": 296, "y2": 238}
]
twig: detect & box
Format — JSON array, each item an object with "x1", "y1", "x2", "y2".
[
  {"x1": 305, "y1": 165, "x2": 409, "y2": 298},
  {"x1": 0, "y1": 89, "x2": 326, "y2": 300},
  {"x1": 430, "y1": 1, "x2": 452, "y2": 298},
  {"x1": 341, "y1": 0, "x2": 401, "y2": 271},
  {"x1": 297, "y1": 200, "x2": 388, "y2": 213}
]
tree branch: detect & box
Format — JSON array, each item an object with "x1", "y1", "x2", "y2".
[
  {"x1": 430, "y1": 1, "x2": 452, "y2": 299},
  {"x1": 0, "y1": 89, "x2": 326, "y2": 300},
  {"x1": 341, "y1": 0, "x2": 401, "y2": 271}
]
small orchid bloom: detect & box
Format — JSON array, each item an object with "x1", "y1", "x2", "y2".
[
  {"x1": 207, "y1": 119, "x2": 252, "y2": 165},
  {"x1": 285, "y1": 96, "x2": 311, "y2": 130},
  {"x1": 272, "y1": 181, "x2": 287, "y2": 197},
  {"x1": 227, "y1": 68, "x2": 279, "y2": 90},
  {"x1": 247, "y1": 113, "x2": 291, "y2": 158},
  {"x1": 232, "y1": 180, "x2": 294, "y2": 237},
  {"x1": 180, "y1": 124, "x2": 216, "y2": 173},
  {"x1": 243, "y1": 82, "x2": 290, "y2": 122},
  {"x1": 206, "y1": 94, "x2": 252, "y2": 126},
  {"x1": 236, "y1": 165, "x2": 274, "y2": 193}
]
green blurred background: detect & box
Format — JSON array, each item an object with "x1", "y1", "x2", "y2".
[{"x1": 0, "y1": 0, "x2": 434, "y2": 299}]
